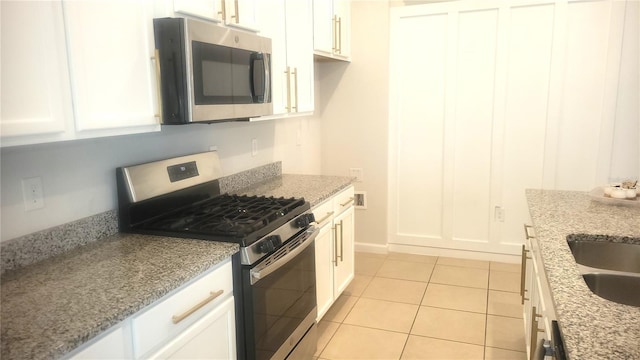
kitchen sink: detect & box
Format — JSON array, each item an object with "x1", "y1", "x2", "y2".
[
  {"x1": 567, "y1": 239, "x2": 640, "y2": 273},
  {"x1": 582, "y1": 273, "x2": 640, "y2": 307}
]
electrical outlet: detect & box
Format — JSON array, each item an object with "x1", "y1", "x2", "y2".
[
  {"x1": 209, "y1": 145, "x2": 218, "y2": 151},
  {"x1": 251, "y1": 139, "x2": 258, "y2": 156},
  {"x1": 494, "y1": 206, "x2": 505, "y2": 222},
  {"x1": 349, "y1": 168, "x2": 363, "y2": 182},
  {"x1": 22, "y1": 177, "x2": 45, "y2": 211}
]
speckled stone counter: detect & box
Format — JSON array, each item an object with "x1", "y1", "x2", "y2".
[
  {"x1": 526, "y1": 189, "x2": 640, "y2": 360},
  {"x1": 234, "y1": 174, "x2": 354, "y2": 207},
  {"x1": 0, "y1": 169, "x2": 353, "y2": 360},
  {"x1": 0, "y1": 234, "x2": 238, "y2": 360}
]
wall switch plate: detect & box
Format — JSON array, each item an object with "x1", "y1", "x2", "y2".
[
  {"x1": 354, "y1": 191, "x2": 367, "y2": 209},
  {"x1": 350, "y1": 168, "x2": 363, "y2": 182},
  {"x1": 494, "y1": 206, "x2": 505, "y2": 222},
  {"x1": 22, "y1": 177, "x2": 45, "y2": 211},
  {"x1": 251, "y1": 139, "x2": 258, "y2": 156}
]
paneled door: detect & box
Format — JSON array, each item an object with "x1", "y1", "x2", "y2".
[{"x1": 388, "y1": 0, "x2": 630, "y2": 256}]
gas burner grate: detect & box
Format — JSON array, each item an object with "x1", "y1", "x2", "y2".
[{"x1": 143, "y1": 194, "x2": 306, "y2": 238}]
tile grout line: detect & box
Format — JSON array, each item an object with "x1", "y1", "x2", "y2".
[
  {"x1": 398, "y1": 255, "x2": 439, "y2": 359},
  {"x1": 483, "y1": 265, "x2": 491, "y2": 360}
]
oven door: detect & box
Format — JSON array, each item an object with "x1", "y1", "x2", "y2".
[{"x1": 243, "y1": 227, "x2": 318, "y2": 360}]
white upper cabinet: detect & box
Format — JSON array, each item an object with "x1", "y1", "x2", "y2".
[
  {"x1": 0, "y1": 1, "x2": 74, "y2": 146},
  {"x1": 64, "y1": 0, "x2": 159, "y2": 135},
  {"x1": 313, "y1": 0, "x2": 351, "y2": 61},
  {"x1": 226, "y1": 0, "x2": 258, "y2": 31},
  {"x1": 256, "y1": 0, "x2": 314, "y2": 117},
  {"x1": 285, "y1": 0, "x2": 314, "y2": 113},
  {"x1": 1, "y1": 0, "x2": 160, "y2": 148},
  {"x1": 173, "y1": 0, "x2": 224, "y2": 22},
  {"x1": 173, "y1": 0, "x2": 258, "y2": 31}
]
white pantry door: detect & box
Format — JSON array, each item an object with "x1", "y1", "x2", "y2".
[{"x1": 388, "y1": 0, "x2": 629, "y2": 255}]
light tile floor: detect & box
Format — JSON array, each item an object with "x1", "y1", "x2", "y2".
[{"x1": 314, "y1": 252, "x2": 527, "y2": 360}]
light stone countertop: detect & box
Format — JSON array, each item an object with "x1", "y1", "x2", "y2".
[
  {"x1": 0, "y1": 234, "x2": 238, "y2": 360},
  {"x1": 526, "y1": 189, "x2": 640, "y2": 360},
  {"x1": 0, "y1": 172, "x2": 353, "y2": 360},
  {"x1": 234, "y1": 174, "x2": 355, "y2": 207}
]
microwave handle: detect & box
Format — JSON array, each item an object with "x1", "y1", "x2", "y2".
[{"x1": 250, "y1": 52, "x2": 270, "y2": 103}]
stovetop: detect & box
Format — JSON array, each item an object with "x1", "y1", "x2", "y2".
[{"x1": 138, "y1": 194, "x2": 309, "y2": 245}]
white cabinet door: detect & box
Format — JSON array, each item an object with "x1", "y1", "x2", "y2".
[
  {"x1": 312, "y1": 0, "x2": 350, "y2": 60},
  {"x1": 333, "y1": 206, "x2": 354, "y2": 297},
  {"x1": 315, "y1": 222, "x2": 335, "y2": 321},
  {"x1": 312, "y1": 0, "x2": 334, "y2": 55},
  {"x1": 255, "y1": 0, "x2": 314, "y2": 118},
  {"x1": 224, "y1": 0, "x2": 258, "y2": 31},
  {"x1": 147, "y1": 296, "x2": 236, "y2": 360},
  {"x1": 0, "y1": 1, "x2": 73, "y2": 145},
  {"x1": 255, "y1": 0, "x2": 288, "y2": 114},
  {"x1": 173, "y1": 0, "x2": 223, "y2": 22},
  {"x1": 285, "y1": 0, "x2": 314, "y2": 113},
  {"x1": 333, "y1": 0, "x2": 351, "y2": 58},
  {"x1": 63, "y1": 0, "x2": 160, "y2": 135}
]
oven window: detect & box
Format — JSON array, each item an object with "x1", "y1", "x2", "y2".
[
  {"x1": 192, "y1": 41, "x2": 253, "y2": 104},
  {"x1": 250, "y1": 241, "x2": 316, "y2": 360}
]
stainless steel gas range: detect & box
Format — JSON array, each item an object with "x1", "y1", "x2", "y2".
[{"x1": 116, "y1": 151, "x2": 318, "y2": 360}]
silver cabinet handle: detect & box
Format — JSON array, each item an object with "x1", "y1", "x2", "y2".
[
  {"x1": 172, "y1": 290, "x2": 224, "y2": 324},
  {"x1": 152, "y1": 49, "x2": 163, "y2": 123},
  {"x1": 332, "y1": 15, "x2": 337, "y2": 52},
  {"x1": 336, "y1": 16, "x2": 342, "y2": 54},
  {"x1": 339, "y1": 220, "x2": 344, "y2": 262},
  {"x1": 315, "y1": 211, "x2": 334, "y2": 225},
  {"x1": 333, "y1": 225, "x2": 339, "y2": 266},
  {"x1": 232, "y1": 0, "x2": 239, "y2": 23},
  {"x1": 218, "y1": 0, "x2": 226, "y2": 21},
  {"x1": 292, "y1": 67, "x2": 298, "y2": 112},
  {"x1": 520, "y1": 244, "x2": 531, "y2": 304},
  {"x1": 285, "y1": 66, "x2": 291, "y2": 112},
  {"x1": 529, "y1": 306, "x2": 545, "y2": 360},
  {"x1": 340, "y1": 197, "x2": 354, "y2": 207}
]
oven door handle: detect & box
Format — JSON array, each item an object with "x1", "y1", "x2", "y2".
[{"x1": 250, "y1": 226, "x2": 319, "y2": 284}]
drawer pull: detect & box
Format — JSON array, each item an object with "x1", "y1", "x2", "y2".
[
  {"x1": 340, "y1": 197, "x2": 354, "y2": 207},
  {"x1": 172, "y1": 290, "x2": 224, "y2": 324},
  {"x1": 316, "y1": 211, "x2": 334, "y2": 225}
]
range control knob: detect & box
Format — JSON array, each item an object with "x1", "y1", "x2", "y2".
[
  {"x1": 295, "y1": 213, "x2": 316, "y2": 228},
  {"x1": 257, "y1": 235, "x2": 282, "y2": 254}
]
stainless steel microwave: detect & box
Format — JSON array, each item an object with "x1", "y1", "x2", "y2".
[{"x1": 153, "y1": 17, "x2": 272, "y2": 124}]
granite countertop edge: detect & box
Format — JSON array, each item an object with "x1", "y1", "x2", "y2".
[
  {"x1": 525, "y1": 189, "x2": 640, "y2": 360},
  {"x1": 1, "y1": 173, "x2": 354, "y2": 360}
]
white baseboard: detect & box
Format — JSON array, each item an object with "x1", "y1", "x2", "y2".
[
  {"x1": 387, "y1": 243, "x2": 520, "y2": 264},
  {"x1": 354, "y1": 242, "x2": 388, "y2": 254}
]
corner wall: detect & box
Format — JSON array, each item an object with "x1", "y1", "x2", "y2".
[{"x1": 318, "y1": 1, "x2": 390, "y2": 248}]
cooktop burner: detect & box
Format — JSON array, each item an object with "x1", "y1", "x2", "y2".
[{"x1": 142, "y1": 194, "x2": 307, "y2": 238}]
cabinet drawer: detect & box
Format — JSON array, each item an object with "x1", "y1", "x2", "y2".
[
  {"x1": 312, "y1": 199, "x2": 335, "y2": 227},
  {"x1": 333, "y1": 186, "x2": 355, "y2": 216},
  {"x1": 132, "y1": 259, "x2": 233, "y2": 357}
]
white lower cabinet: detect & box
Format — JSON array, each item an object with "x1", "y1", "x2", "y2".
[
  {"x1": 314, "y1": 186, "x2": 355, "y2": 321},
  {"x1": 146, "y1": 296, "x2": 236, "y2": 359},
  {"x1": 65, "y1": 259, "x2": 235, "y2": 360},
  {"x1": 522, "y1": 225, "x2": 555, "y2": 360}
]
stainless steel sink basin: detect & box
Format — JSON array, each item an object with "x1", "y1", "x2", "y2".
[
  {"x1": 567, "y1": 239, "x2": 640, "y2": 273},
  {"x1": 582, "y1": 273, "x2": 640, "y2": 307}
]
